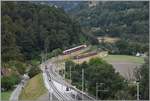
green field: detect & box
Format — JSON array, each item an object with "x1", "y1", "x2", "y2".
[
  {"x1": 1, "y1": 91, "x2": 12, "y2": 101},
  {"x1": 19, "y1": 73, "x2": 47, "y2": 100},
  {"x1": 102, "y1": 55, "x2": 145, "y2": 64}
]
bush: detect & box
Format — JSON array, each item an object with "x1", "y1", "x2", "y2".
[
  {"x1": 136, "y1": 57, "x2": 149, "y2": 100},
  {"x1": 14, "y1": 62, "x2": 26, "y2": 75},
  {"x1": 5, "y1": 61, "x2": 26, "y2": 75},
  {"x1": 65, "y1": 60, "x2": 75, "y2": 72},
  {"x1": 30, "y1": 59, "x2": 40, "y2": 66},
  {"x1": 1, "y1": 74, "x2": 20, "y2": 91},
  {"x1": 47, "y1": 48, "x2": 62, "y2": 58},
  {"x1": 28, "y1": 65, "x2": 41, "y2": 78}
]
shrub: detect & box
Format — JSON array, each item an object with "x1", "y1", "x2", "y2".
[
  {"x1": 1, "y1": 74, "x2": 20, "y2": 91},
  {"x1": 28, "y1": 65, "x2": 41, "y2": 78},
  {"x1": 15, "y1": 62, "x2": 26, "y2": 75},
  {"x1": 47, "y1": 48, "x2": 62, "y2": 58}
]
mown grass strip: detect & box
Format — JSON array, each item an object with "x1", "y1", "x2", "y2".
[
  {"x1": 19, "y1": 73, "x2": 47, "y2": 100},
  {"x1": 103, "y1": 55, "x2": 145, "y2": 64}
]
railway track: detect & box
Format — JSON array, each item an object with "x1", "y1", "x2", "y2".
[
  {"x1": 45, "y1": 69, "x2": 74, "y2": 101},
  {"x1": 46, "y1": 62, "x2": 95, "y2": 100},
  {"x1": 42, "y1": 57, "x2": 95, "y2": 101}
]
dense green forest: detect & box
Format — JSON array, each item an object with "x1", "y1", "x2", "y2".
[
  {"x1": 1, "y1": 1, "x2": 149, "y2": 100},
  {"x1": 2, "y1": 1, "x2": 88, "y2": 62},
  {"x1": 64, "y1": 57, "x2": 149, "y2": 100},
  {"x1": 1, "y1": 1, "x2": 89, "y2": 91},
  {"x1": 70, "y1": 1, "x2": 149, "y2": 39},
  {"x1": 65, "y1": 58, "x2": 126, "y2": 100},
  {"x1": 68, "y1": 1, "x2": 149, "y2": 54},
  {"x1": 38, "y1": 1, "x2": 149, "y2": 55}
]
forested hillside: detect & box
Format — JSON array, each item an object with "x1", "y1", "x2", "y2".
[
  {"x1": 70, "y1": 1, "x2": 149, "y2": 39},
  {"x1": 1, "y1": 1, "x2": 88, "y2": 91},
  {"x1": 1, "y1": 1, "x2": 149, "y2": 100},
  {"x1": 68, "y1": 1, "x2": 149, "y2": 54},
  {"x1": 2, "y1": 1, "x2": 87, "y2": 62}
]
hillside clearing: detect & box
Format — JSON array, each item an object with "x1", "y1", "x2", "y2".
[{"x1": 97, "y1": 36, "x2": 120, "y2": 43}]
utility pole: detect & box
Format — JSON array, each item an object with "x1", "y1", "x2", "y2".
[
  {"x1": 96, "y1": 83, "x2": 108, "y2": 100},
  {"x1": 63, "y1": 62, "x2": 65, "y2": 79},
  {"x1": 50, "y1": 91, "x2": 52, "y2": 101},
  {"x1": 48, "y1": 92, "x2": 50, "y2": 101},
  {"x1": 41, "y1": 52, "x2": 45, "y2": 70},
  {"x1": 70, "y1": 64, "x2": 71, "y2": 81},
  {"x1": 77, "y1": 56, "x2": 79, "y2": 64},
  {"x1": 45, "y1": 47, "x2": 47, "y2": 61},
  {"x1": 60, "y1": 55, "x2": 65, "y2": 79},
  {"x1": 75, "y1": 93, "x2": 77, "y2": 101},
  {"x1": 68, "y1": 51, "x2": 72, "y2": 82},
  {"x1": 44, "y1": 37, "x2": 49, "y2": 65},
  {"x1": 129, "y1": 81, "x2": 140, "y2": 100},
  {"x1": 55, "y1": 52, "x2": 59, "y2": 73},
  {"x1": 137, "y1": 81, "x2": 139, "y2": 100},
  {"x1": 82, "y1": 68, "x2": 84, "y2": 100},
  {"x1": 49, "y1": 89, "x2": 53, "y2": 101}
]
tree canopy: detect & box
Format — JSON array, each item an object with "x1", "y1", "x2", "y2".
[
  {"x1": 2, "y1": 1, "x2": 87, "y2": 61},
  {"x1": 68, "y1": 1, "x2": 149, "y2": 54},
  {"x1": 65, "y1": 58, "x2": 127, "y2": 99}
]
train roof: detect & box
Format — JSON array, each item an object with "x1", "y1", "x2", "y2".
[{"x1": 63, "y1": 45, "x2": 87, "y2": 53}]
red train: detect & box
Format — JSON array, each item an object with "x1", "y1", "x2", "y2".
[
  {"x1": 73, "y1": 52, "x2": 97, "y2": 59},
  {"x1": 63, "y1": 45, "x2": 87, "y2": 55}
]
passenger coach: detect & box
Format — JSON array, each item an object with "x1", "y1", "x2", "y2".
[{"x1": 63, "y1": 45, "x2": 87, "y2": 55}]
